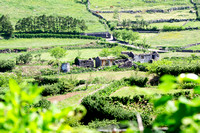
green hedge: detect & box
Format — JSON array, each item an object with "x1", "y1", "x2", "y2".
[
  {"x1": 0, "y1": 60, "x2": 15, "y2": 72},
  {"x1": 15, "y1": 33, "x2": 101, "y2": 40}
]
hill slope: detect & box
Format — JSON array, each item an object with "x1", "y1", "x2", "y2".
[{"x1": 0, "y1": 0, "x2": 106, "y2": 33}]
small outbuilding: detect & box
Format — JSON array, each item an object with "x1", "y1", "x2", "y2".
[
  {"x1": 61, "y1": 63, "x2": 70, "y2": 73},
  {"x1": 95, "y1": 57, "x2": 115, "y2": 68}
]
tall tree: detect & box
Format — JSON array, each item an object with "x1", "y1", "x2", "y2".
[
  {"x1": 0, "y1": 15, "x2": 14, "y2": 37},
  {"x1": 50, "y1": 47, "x2": 66, "y2": 74}
]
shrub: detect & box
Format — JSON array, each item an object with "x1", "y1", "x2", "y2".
[
  {"x1": 0, "y1": 60, "x2": 15, "y2": 72},
  {"x1": 16, "y1": 53, "x2": 32, "y2": 64},
  {"x1": 40, "y1": 68, "x2": 57, "y2": 76},
  {"x1": 163, "y1": 25, "x2": 185, "y2": 31},
  {"x1": 33, "y1": 99, "x2": 51, "y2": 109},
  {"x1": 124, "y1": 76, "x2": 148, "y2": 87},
  {"x1": 34, "y1": 76, "x2": 59, "y2": 85},
  {"x1": 41, "y1": 84, "x2": 60, "y2": 96}
]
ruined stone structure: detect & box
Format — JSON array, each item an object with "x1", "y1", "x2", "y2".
[
  {"x1": 95, "y1": 57, "x2": 115, "y2": 68},
  {"x1": 75, "y1": 58, "x2": 94, "y2": 68},
  {"x1": 121, "y1": 51, "x2": 159, "y2": 63},
  {"x1": 114, "y1": 59, "x2": 137, "y2": 68}
]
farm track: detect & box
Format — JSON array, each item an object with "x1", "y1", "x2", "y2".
[
  {"x1": 47, "y1": 92, "x2": 86, "y2": 103},
  {"x1": 78, "y1": 84, "x2": 108, "y2": 104},
  {"x1": 106, "y1": 35, "x2": 168, "y2": 53}
]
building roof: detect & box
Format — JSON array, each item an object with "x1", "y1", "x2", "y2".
[{"x1": 97, "y1": 57, "x2": 115, "y2": 60}]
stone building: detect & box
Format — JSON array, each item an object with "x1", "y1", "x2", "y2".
[
  {"x1": 75, "y1": 58, "x2": 94, "y2": 68},
  {"x1": 95, "y1": 57, "x2": 115, "y2": 68},
  {"x1": 114, "y1": 59, "x2": 136, "y2": 68},
  {"x1": 121, "y1": 51, "x2": 159, "y2": 63}
]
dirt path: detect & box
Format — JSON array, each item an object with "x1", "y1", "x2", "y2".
[
  {"x1": 47, "y1": 92, "x2": 85, "y2": 103},
  {"x1": 78, "y1": 84, "x2": 108, "y2": 104}
]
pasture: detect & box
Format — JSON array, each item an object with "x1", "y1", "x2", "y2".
[
  {"x1": 0, "y1": 38, "x2": 97, "y2": 49},
  {"x1": 138, "y1": 30, "x2": 200, "y2": 48},
  {"x1": 100, "y1": 9, "x2": 196, "y2": 21},
  {"x1": 89, "y1": 0, "x2": 192, "y2": 11}
]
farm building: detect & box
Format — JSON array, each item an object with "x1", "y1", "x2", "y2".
[
  {"x1": 95, "y1": 57, "x2": 115, "y2": 68},
  {"x1": 75, "y1": 58, "x2": 94, "y2": 68}
]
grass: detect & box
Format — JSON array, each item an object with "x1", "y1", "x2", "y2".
[
  {"x1": 137, "y1": 30, "x2": 200, "y2": 48},
  {"x1": 57, "y1": 84, "x2": 102, "y2": 107},
  {"x1": 38, "y1": 48, "x2": 102, "y2": 62},
  {"x1": 111, "y1": 86, "x2": 192, "y2": 97},
  {"x1": 186, "y1": 45, "x2": 200, "y2": 50},
  {"x1": 0, "y1": 0, "x2": 106, "y2": 33},
  {"x1": 159, "y1": 52, "x2": 200, "y2": 58},
  {"x1": 59, "y1": 70, "x2": 149, "y2": 81},
  {"x1": 90, "y1": 0, "x2": 192, "y2": 11},
  {"x1": 0, "y1": 38, "x2": 96, "y2": 49}
]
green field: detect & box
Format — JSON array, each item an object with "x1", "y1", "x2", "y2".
[
  {"x1": 0, "y1": 0, "x2": 106, "y2": 33},
  {"x1": 138, "y1": 30, "x2": 200, "y2": 48},
  {"x1": 186, "y1": 44, "x2": 200, "y2": 50},
  {"x1": 0, "y1": 38, "x2": 96, "y2": 49},
  {"x1": 101, "y1": 10, "x2": 195, "y2": 21},
  {"x1": 59, "y1": 70, "x2": 149, "y2": 80},
  {"x1": 90, "y1": 0, "x2": 192, "y2": 11},
  {"x1": 149, "y1": 21, "x2": 200, "y2": 29}
]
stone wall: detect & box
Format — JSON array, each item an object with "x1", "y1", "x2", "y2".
[{"x1": 80, "y1": 32, "x2": 111, "y2": 38}]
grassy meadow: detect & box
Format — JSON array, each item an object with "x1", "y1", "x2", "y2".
[
  {"x1": 0, "y1": 38, "x2": 96, "y2": 49},
  {"x1": 100, "y1": 9, "x2": 196, "y2": 21},
  {"x1": 149, "y1": 21, "x2": 200, "y2": 29},
  {"x1": 0, "y1": 0, "x2": 106, "y2": 33}
]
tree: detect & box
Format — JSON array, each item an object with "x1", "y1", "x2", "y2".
[
  {"x1": 130, "y1": 32, "x2": 140, "y2": 44},
  {"x1": 0, "y1": 15, "x2": 14, "y2": 38},
  {"x1": 113, "y1": 30, "x2": 121, "y2": 40},
  {"x1": 99, "y1": 48, "x2": 111, "y2": 57},
  {"x1": 113, "y1": 9, "x2": 119, "y2": 20},
  {"x1": 50, "y1": 47, "x2": 66, "y2": 74},
  {"x1": 111, "y1": 46, "x2": 126, "y2": 57}
]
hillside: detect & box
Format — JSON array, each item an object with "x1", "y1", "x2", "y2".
[{"x1": 0, "y1": 0, "x2": 107, "y2": 33}]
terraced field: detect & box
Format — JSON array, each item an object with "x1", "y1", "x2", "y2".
[{"x1": 89, "y1": 0, "x2": 192, "y2": 11}]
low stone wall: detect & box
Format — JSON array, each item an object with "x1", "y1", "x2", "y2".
[
  {"x1": 176, "y1": 50, "x2": 200, "y2": 53},
  {"x1": 80, "y1": 32, "x2": 111, "y2": 38},
  {"x1": 0, "y1": 48, "x2": 27, "y2": 53}
]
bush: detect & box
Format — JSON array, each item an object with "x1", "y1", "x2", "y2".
[
  {"x1": 124, "y1": 76, "x2": 148, "y2": 87},
  {"x1": 33, "y1": 99, "x2": 51, "y2": 109},
  {"x1": 16, "y1": 53, "x2": 32, "y2": 64},
  {"x1": 41, "y1": 84, "x2": 60, "y2": 96},
  {"x1": 163, "y1": 25, "x2": 185, "y2": 31},
  {"x1": 0, "y1": 60, "x2": 15, "y2": 72},
  {"x1": 87, "y1": 119, "x2": 119, "y2": 129},
  {"x1": 40, "y1": 68, "x2": 57, "y2": 76},
  {"x1": 34, "y1": 76, "x2": 59, "y2": 85}
]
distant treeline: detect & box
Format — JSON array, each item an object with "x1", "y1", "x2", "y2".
[
  {"x1": 0, "y1": 15, "x2": 88, "y2": 38},
  {"x1": 15, "y1": 15, "x2": 87, "y2": 33}
]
